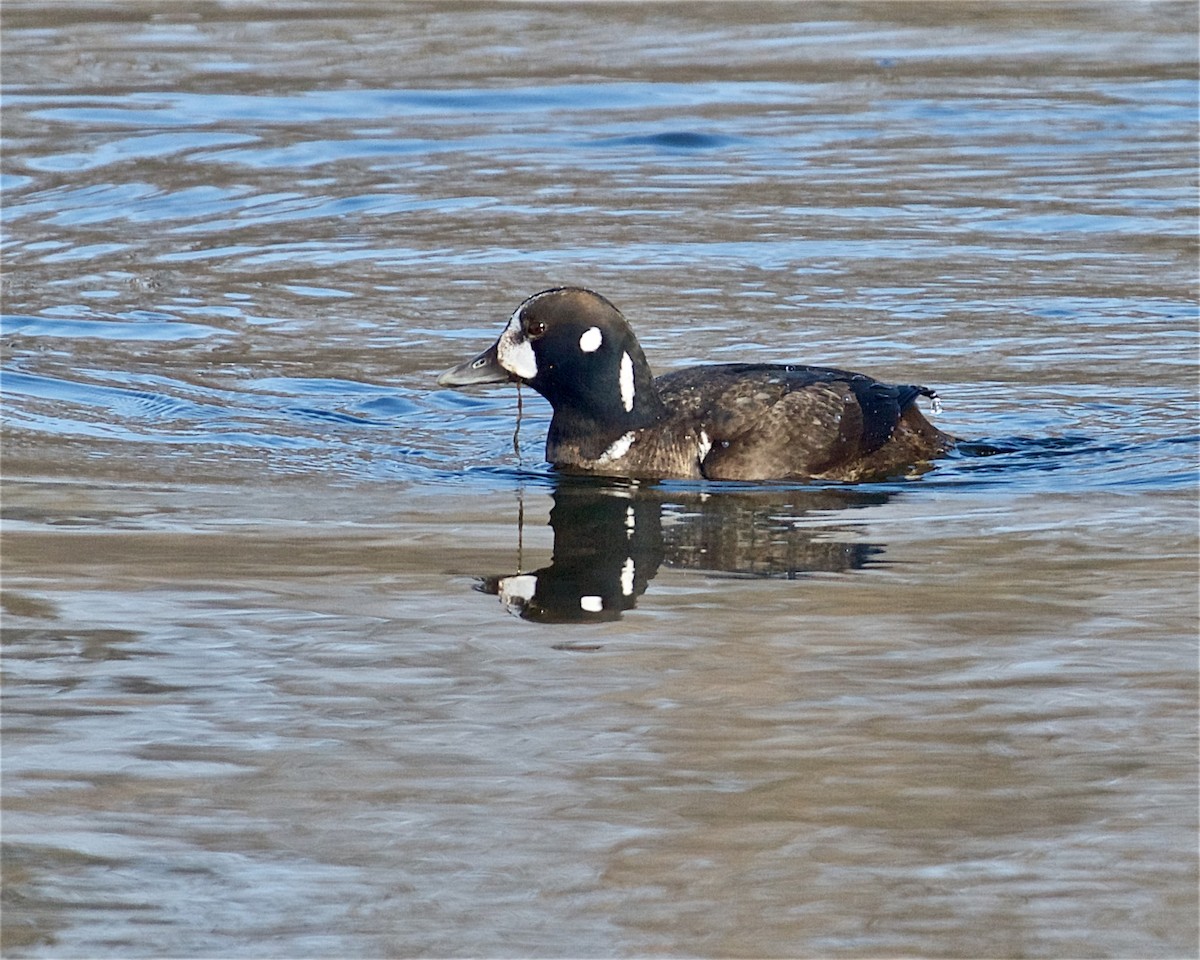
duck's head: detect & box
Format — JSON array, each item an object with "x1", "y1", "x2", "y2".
[{"x1": 438, "y1": 287, "x2": 665, "y2": 427}]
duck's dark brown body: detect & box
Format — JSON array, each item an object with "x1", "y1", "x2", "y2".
[
  {"x1": 549, "y1": 363, "x2": 952, "y2": 482},
  {"x1": 438, "y1": 288, "x2": 954, "y2": 482}
]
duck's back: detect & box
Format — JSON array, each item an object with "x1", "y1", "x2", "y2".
[{"x1": 656, "y1": 363, "x2": 952, "y2": 482}]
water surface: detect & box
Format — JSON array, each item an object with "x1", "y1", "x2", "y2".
[{"x1": 2, "y1": 2, "x2": 1197, "y2": 957}]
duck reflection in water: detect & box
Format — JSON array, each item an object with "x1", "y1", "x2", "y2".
[{"x1": 478, "y1": 477, "x2": 890, "y2": 623}]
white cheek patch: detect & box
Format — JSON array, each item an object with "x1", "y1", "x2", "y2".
[
  {"x1": 579, "y1": 326, "x2": 603, "y2": 353},
  {"x1": 498, "y1": 574, "x2": 538, "y2": 613},
  {"x1": 496, "y1": 312, "x2": 538, "y2": 380},
  {"x1": 697, "y1": 429, "x2": 713, "y2": 464},
  {"x1": 580, "y1": 595, "x2": 604, "y2": 613},
  {"x1": 619, "y1": 351, "x2": 635, "y2": 412}
]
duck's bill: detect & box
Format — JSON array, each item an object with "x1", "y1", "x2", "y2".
[{"x1": 437, "y1": 342, "x2": 512, "y2": 387}]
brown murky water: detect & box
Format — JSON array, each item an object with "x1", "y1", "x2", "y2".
[{"x1": 2, "y1": 2, "x2": 1197, "y2": 957}]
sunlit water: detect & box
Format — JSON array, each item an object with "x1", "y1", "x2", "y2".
[{"x1": 2, "y1": 3, "x2": 1197, "y2": 957}]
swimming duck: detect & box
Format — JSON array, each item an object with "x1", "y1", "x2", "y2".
[{"x1": 437, "y1": 287, "x2": 953, "y2": 482}]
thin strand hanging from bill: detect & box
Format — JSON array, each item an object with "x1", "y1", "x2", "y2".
[
  {"x1": 513, "y1": 381, "x2": 523, "y2": 462},
  {"x1": 516, "y1": 481, "x2": 525, "y2": 573},
  {"x1": 514, "y1": 381, "x2": 525, "y2": 572}
]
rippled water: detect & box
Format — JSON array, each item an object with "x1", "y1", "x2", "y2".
[{"x1": 2, "y1": 3, "x2": 1197, "y2": 957}]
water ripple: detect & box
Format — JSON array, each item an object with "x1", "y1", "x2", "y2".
[{"x1": 2, "y1": 314, "x2": 225, "y2": 341}]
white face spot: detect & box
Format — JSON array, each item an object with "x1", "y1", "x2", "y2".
[
  {"x1": 578, "y1": 326, "x2": 603, "y2": 353},
  {"x1": 620, "y1": 557, "x2": 635, "y2": 597},
  {"x1": 496, "y1": 310, "x2": 538, "y2": 380},
  {"x1": 580, "y1": 595, "x2": 604, "y2": 613},
  {"x1": 498, "y1": 574, "x2": 538, "y2": 613},
  {"x1": 619, "y1": 351, "x2": 635, "y2": 412},
  {"x1": 598, "y1": 430, "x2": 636, "y2": 464}
]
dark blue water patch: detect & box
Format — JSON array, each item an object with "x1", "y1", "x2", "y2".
[
  {"x1": 280, "y1": 393, "x2": 423, "y2": 426},
  {"x1": 197, "y1": 128, "x2": 751, "y2": 171},
  {"x1": 586, "y1": 131, "x2": 746, "y2": 152},
  {"x1": 357, "y1": 396, "x2": 421, "y2": 417},
  {"x1": 249, "y1": 378, "x2": 421, "y2": 420},
  {"x1": 283, "y1": 406, "x2": 386, "y2": 427}
]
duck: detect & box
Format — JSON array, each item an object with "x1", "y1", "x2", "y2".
[{"x1": 437, "y1": 287, "x2": 954, "y2": 482}]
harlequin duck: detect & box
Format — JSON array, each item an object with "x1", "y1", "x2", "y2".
[{"x1": 437, "y1": 287, "x2": 954, "y2": 482}]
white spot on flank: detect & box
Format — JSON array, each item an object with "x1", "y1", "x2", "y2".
[
  {"x1": 598, "y1": 431, "x2": 636, "y2": 464},
  {"x1": 579, "y1": 326, "x2": 603, "y2": 352},
  {"x1": 697, "y1": 429, "x2": 713, "y2": 463},
  {"x1": 580, "y1": 595, "x2": 604, "y2": 613},
  {"x1": 619, "y1": 351, "x2": 635, "y2": 412},
  {"x1": 624, "y1": 505, "x2": 636, "y2": 532},
  {"x1": 620, "y1": 557, "x2": 635, "y2": 596},
  {"x1": 496, "y1": 311, "x2": 537, "y2": 380}
]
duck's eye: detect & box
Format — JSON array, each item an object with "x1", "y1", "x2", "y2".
[{"x1": 526, "y1": 320, "x2": 547, "y2": 339}]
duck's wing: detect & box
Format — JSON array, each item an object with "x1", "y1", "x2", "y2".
[{"x1": 656, "y1": 364, "x2": 949, "y2": 482}]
